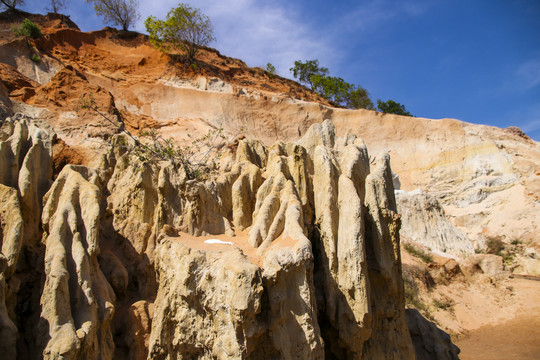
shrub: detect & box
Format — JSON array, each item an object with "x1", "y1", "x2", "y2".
[
  {"x1": 12, "y1": 19, "x2": 42, "y2": 39},
  {"x1": 403, "y1": 243, "x2": 433, "y2": 263},
  {"x1": 290, "y1": 59, "x2": 374, "y2": 110},
  {"x1": 145, "y1": 3, "x2": 215, "y2": 64},
  {"x1": 432, "y1": 298, "x2": 454, "y2": 312},
  {"x1": 377, "y1": 99, "x2": 413, "y2": 116},
  {"x1": 30, "y1": 54, "x2": 40, "y2": 63},
  {"x1": 265, "y1": 62, "x2": 276, "y2": 76},
  {"x1": 403, "y1": 271, "x2": 433, "y2": 319}
]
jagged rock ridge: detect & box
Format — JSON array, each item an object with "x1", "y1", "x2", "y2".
[{"x1": 0, "y1": 116, "x2": 458, "y2": 359}]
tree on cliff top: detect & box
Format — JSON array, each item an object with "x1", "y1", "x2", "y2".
[
  {"x1": 1, "y1": 0, "x2": 25, "y2": 11},
  {"x1": 85, "y1": 0, "x2": 140, "y2": 31},
  {"x1": 289, "y1": 59, "x2": 329, "y2": 89},
  {"x1": 145, "y1": 3, "x2": 215, "y2": 64},
  {"x1": 291, "y1": 60, "x2": 374, "y2": 110},
  {"x1": 377, "y1": 99, "x2": 413, "y2": 116}
]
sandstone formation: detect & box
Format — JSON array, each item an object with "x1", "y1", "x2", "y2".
[
  {"x1": 0, "y1": 115, "x2": 429, "y2": 359},
  {"x1": 396, "y1": 190, "x2": 474, "y2": 257}
]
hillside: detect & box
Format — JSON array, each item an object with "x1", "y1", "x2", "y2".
[{"x1": 1, "y1": 11, "x2": 539, "y2": 360}]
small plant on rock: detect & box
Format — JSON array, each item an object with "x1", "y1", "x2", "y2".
[{"x1": 12, "y1": 19, "x2": 42, "y2": 39}]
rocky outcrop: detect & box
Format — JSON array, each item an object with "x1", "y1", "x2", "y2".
[
  {"x1": 0, "y1": 117, "x2": 53, "y2": 245},
  {"x1": 396, "y1": 190, "x2": 475, "y2": 257},
  {"x1": 140, "y1": 120, "x2": 415, "y2": 359},
  {"x1": 39, "y1": 165, "x2": 115, "y2": 359},
  {"x1": 0, "y1": 184, "x2": 23, "y2": 360},
  {"x1": 0, "y1": 118, "x2": 54, "y2": 359},
  {"x1": 0, "y1": 117, "x2": 418, "y2": 359},
  {"x1": 149, "y1": 241, "x2": 265, "y2": 359},
  {"x1": 0, "y1": 115, "x2": 434, "y2": 358}
]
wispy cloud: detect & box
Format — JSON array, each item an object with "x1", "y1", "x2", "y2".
[
  {"x1": 516, "y1": 58, "x2": 540, "y2": 90},
  {"x1": 331, "y1": 0, "x2": 431, "y2": 35}
]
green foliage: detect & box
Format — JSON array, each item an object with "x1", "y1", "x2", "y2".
[
  {"x1": 290, "y1": 59, "x2": 373, "y2": 109},
  {"x1": 85, "y1": 0, "x2": 140, "y2": 31},
  {"x1": 377, "y1": 99, "x2": 413, "y2": 116},
  {"x1": 289, "y1": 59, "x2": 328, "y2": 89},
  {"x1": 311, "y1": 74, "x2": 374, "y2": 109},
  {"x1": 145, "y1": 3, "x2": 215, "y2": 63},
  {"x1": 346, "y1": 86, "x2": 375, "y2": 110},
  {"x1": 30, "y1": 53, "x2": 40, "y2": 63},
  {"x1": 12, "y1": 19, "x2": 42, "y2": 39},
  {"x1": 404, "y1": 243, "x2": 433, "y2": 264},
  {"x1": 266, "y1": 63, "x2": 276, "y2": 74},
  {"x1": 1, "y1": 0, "x2": 25, "y2": 11},
  {"x1": 80, "y1": 93, "x2": 224, "y2": 179}
]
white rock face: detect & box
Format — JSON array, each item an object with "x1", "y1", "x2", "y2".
[{"x1": 396, "y1": 191, "x2": 475, "y2": 257}]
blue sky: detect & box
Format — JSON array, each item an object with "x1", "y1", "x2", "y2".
[{"x1": 17, "y1": 0, "x2": 540, "y2": 140}]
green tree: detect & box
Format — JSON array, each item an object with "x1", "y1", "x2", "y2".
[
  {"x1": 311, "y1": 74, "x2": 374, "y2": 110},
  {"x1": 290, "y1": 59, "x2": 373, "y2": 109},
  {"x1": 1, "y1": 0, "x2": 25, "y2": 11},
  {"x1": 266, "y1": 63, "x2": 276, "y2": 74},
  {"x1": 377, "y1": 99, "x2": 413, "y2": 116},
  {"x1": 289, "y1": 59, "x2": 328, "y2": 89},
  {"x1": 145, "y1": 3, "x2": 215, "y2": 64},
  {"x1": 85, "y1": 0, "x2": 140, "y2": 31},
  {"x1": 346, "y1": 86, "x2": 374, "y2": 110}
]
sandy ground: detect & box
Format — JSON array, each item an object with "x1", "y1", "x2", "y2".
[
  {"x1": 170, "y1": 230, "x2": 297, "y2": 266},
  {"x1": 454, "y1": 278, "x2": 540, "y2": 360}
]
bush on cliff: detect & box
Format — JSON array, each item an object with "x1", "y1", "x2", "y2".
[
  {"x1": 12, "y1": 19, "x2": 42, "y2": 38},
  {"x1": 145, "y1": 3, "x2": 215, "y2": 64}
]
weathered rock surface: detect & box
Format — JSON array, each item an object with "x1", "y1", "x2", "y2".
[
  {"x1": 39, "y1": 165, "x2": 115, "y2": 360},
  {"x1": 0, "y1": 184, "x2": 23, "y2": 360},
  {"x1": 0, "y1": 116, "x2": 427, "y2": 359},
  {"x1": 396, "y1": 190, "x2": 475, "y2": 257},
  {"x1": 141, "y1": 120, "x2": 415, "y2": 359},
  {"x1": 0, "y1": 117, "x2": 53, "y2": 245}
]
